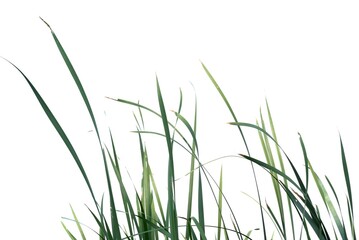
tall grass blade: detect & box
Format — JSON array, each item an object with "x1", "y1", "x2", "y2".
[
  {"x1": 156, "y1": 78, "x2": 179, "y2": 240},
  {"x1": 299, "y1": 134, "x2": 344, "y2": 239},
  {"x1": 265, "y1": 100, "x2": 294, "y2": 239},
  {"x1": 107, "y1": 131, "x2": 136, "y2": 240},
  {"x1": 39, "y1": 18, "x2": 123, "y2": 239},
  {"x1": 39, "y1": 17, "x2": 101, "y2": 144},
  {"x1": 217, "y1": 166, "x2": 228, "y2": 240},
  {"x1": 258, "y1": 110, "x2": 286, "y2": 239},
  {"x1": 198, "y1": 170, "x2": 205, "y2": 239},
  {"x1": 202, "y1": 62, "x2": 258, "y2": 240},
  {"x1": 340, "y1": 136, "x2": 356, "y2": 240},
  {"x1": 185, "y1": 90, "x2": 198, "y2": 239},
  {"x1": 2, "y1": 57, "x2": 98, "y2": 209}
]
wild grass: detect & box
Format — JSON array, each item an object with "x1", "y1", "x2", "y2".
[{"x1": 2, "y1": 19, "x2": 356, "y2": 239}]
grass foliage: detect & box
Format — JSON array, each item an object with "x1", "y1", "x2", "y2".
[{"x1": 2, "y1": 19, "x2": 357, "y2": 239}]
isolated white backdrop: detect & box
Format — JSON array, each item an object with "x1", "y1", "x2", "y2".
[{"x1": 1, "y1": 1, "x2": 359, "y2": 239}]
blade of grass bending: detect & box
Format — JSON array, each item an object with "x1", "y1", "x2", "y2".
[
  {"x1": 326, "y1": 175, "x2": 348, "y2": 238},
  {"x1": 201, "y1": 62, "x2": 249, "y2": 154},
  {"x1": 285, "y1": 183, "x2": 330, "y2": 240},
  {"x1": 39, "y1": 17, "x2": 101, "y2": 145},
  {"x1": 340, "y1": 136, "x2": 356, "y2": 240},
  {"x1": 2, "y1": 57, "x2": 99, "y2": 212},
  {"x1": 107, "y1": 97, "x2": 193, "y2": 155},
  {"x1": 307, "y1": 159, "x2": 348, "y2": 239},
  {"x1": 40, "y1": 19, "x2": 123, "y2": 238},
  {"x1": 300, "y1": 134, "x2": 347, "y2": 240},
  {"x1": 171, "y1": 96, "x2": 233, "y2": 239},
  {"x1": 132, "y1": 130, "x2": 196, "y2": 158},
  {"x1": 156, "y1": 78, "x2": 179, "y2": 240},
  {"x1": 172, "y1": 111, "x2": 199, "y2": 157},
  {"x1": 86, "y1": 205, "x2": 112, "y2": 240},
  {"x1": 235, "y1": 122, "x2": 325, "y2": 237},
  {"x1": 202, "y1": 62, "x2": 257, "y2": 240}
]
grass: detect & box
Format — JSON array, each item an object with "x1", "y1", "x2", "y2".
[{"x1": 2, "y1": 18, "x2": 357, "y2": 239}]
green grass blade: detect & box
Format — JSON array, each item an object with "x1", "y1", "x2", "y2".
[
  {"x1": 185, "y1": 89, "x2": 198, "y2": 240},
  {"x1": 40, "y1": 17, "x2": 101, "y2": 144},
  {"x1": 192, "y1": 217, "x2": 208, "y2": 240},
  {"x1": 258, "y1": 111, "x2": 286, "y2": 239},
  {"x1": 107, "y1": 97, "x2": 194, "y2": 155},
  {"x1": 40, "y1": 19, "x2": 123, "y2": 239},
  {"x1": 131, "y1": 130, "x2": 196, "y2": 159},
  {"x1": 216, "y1": 166, "x2": 226, "y2": 240},
  {"x1": 70, "y1": 204, "x2": 86, "y2": 240},
  {"x1": 61, "y1": 222, "x2": 78, "y2": 240},
  {"x1": 203, "y1": 62, "x2": 261, "y2": 240},
  {"x1": 172, "y1": 111, "x2": 199, "y2": 157},
  {"x1": 156, "y1": 78, "x2": 178, "y2": 240},
  {"x1": 3, "y1": 57, "x2": 98, "y2": 207},
  {"x1": 100, "y1": 147, "x2": 121, "y2": 239},
  {"x1": 265, "y1": 100, "x2": 294, "y2": 239},
  {"x1": 201, "y1": 62, "x2": 249, "y2": 154},
  {"x1": 340, "y1": 136, "x2": 356, "y2": 239},
  {"x1": 198, "y1": 170, "x2": 205, "y2": 239},
  {"x1": 307, "y1": 159, "x2": 348, "y2": 240}
]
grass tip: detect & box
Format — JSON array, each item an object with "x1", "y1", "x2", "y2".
[{"x1": 39, "y1": 16, "x2": 52, "y2": 31}]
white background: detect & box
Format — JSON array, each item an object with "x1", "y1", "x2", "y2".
[{"x1": 1, "y1": 1, "x2": 359, "y2": 239}]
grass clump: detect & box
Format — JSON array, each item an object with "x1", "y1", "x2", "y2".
[{"x1": 2, "y1": 19, "x2": 357, "y2": 239}]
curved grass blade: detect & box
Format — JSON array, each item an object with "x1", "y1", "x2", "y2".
[
  {"x1": 39, "y1": 17, "x2": 101, "y2": 145},
  {"x1": 2, "y1": 57, "x2": 98, "y2": 208},
  {"x1": 202, "y1": 62, "x2": 259, "y2": 240},
  {"x1": 40, "y1": 18, "x2": 123, "y2": 239}
]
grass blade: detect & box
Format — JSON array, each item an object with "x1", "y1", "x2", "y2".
[
  {"x1": 156, "y1": 78, "x2": 178, "y2": 240},
  {"x1": 198, "y1": 170, "x2": 205, "y2": 239},
  {"x1": 340, "y1": 136, "x2": 356, "y2": 239}
]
